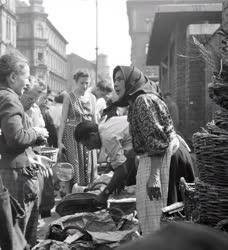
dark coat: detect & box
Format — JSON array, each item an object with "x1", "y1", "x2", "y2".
[
  {"x1": 0, "y1": 87, "x2": 38, "y2": 169},
  {"x1": 0, "y1": 87, "x2": 40, "y2": 247},
  {"x1": 167, "y1": 138, "x2": 195, "y2": 205}
]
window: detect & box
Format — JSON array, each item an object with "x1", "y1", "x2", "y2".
[
  {"x1": 38, "y1": 52, "x2": 43, "y2": 62},
  {"x1": 132, "y1": 10, "x2": 137, "y2": 31},
  {"x1": 37, "y1": 24, "x2": 44, "y2": 38},
  {"x1": 6, "y1": 16, "x2": 11, "y2": 41},
  {"x1": 17, "y1": 23, "x2": 30, "y2": 38},
  {"x1": 168, "y1": 43, "x2": 175, "y2": 90},
  {"x1": 145, "y1": 18, "x2": 152, "y2": 32},
  {"x1": 145, "y1": 43, "x2": 149, "y2": 55}
]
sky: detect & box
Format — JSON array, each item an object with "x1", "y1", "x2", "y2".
[{"x1": 41, "y1": 0, "x2": 131, "y2": 70}]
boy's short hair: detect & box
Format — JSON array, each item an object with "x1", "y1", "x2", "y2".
[
  {"x1": 74, "y1": 121, "x2": 98, "y2": 142},
  {"x1": 96, "y1": 79, "x2": 113, "y2": 93}
]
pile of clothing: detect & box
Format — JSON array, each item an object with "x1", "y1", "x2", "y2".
[{"x1": 33, "y1": 209, "x2": 139, "y2": 249}]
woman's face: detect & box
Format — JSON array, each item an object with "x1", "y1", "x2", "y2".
[
  {"x1": 114, "y1": 70, "x2": 126, "y2": 99},
  {"x1": 76, "y1": 76, "x2": 90, "y2": 95}
]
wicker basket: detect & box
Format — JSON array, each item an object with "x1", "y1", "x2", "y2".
[
  {"x1": 208, "y1": 80, "x2": 228, "y2": 110},
  {"x1": 193, "y1": 33, "x2": 228, "y2": 80},
  {"x1": 193, "y1": 131, "x2": 228, "y2": 187},
  {"x1": 196, "y1": 180, "x2": 228, "y2": 227},
  {"x1": 197, "y1": 162, "x2": 228, "y2": 187},
  {"x1": 206, "y1": 122, "x2": 228, "y2": 136},
  {"x1": 214, "y1": 109, "x2": 228, "y2": 131},
  {"x1": 40, "y1": 147, "x2": 59, "y2": 163},
  {"x1": 193, "y1": 33, "x2": 228, "y2": 110},
  {"x1": 192, "y1": 36, "x2": 220, "y2": 73}
]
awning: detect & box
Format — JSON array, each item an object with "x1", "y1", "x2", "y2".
[{"x1": 146, "y1": 3, "x2": 222, "y2": 65}]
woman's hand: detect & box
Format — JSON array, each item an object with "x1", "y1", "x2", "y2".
[{"x1": 146, "y1": 175, "x2": 161, "y2": 201}]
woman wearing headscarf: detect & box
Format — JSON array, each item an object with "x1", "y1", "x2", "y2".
[{"x1": 113, "y1": 65, "x2": 179, "y2": 235}]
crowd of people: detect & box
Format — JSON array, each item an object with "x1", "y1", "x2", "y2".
[{"x1": 2, "y1": 52, "x2": 226, "y2": 249}]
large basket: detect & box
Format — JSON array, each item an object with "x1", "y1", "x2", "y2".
[
  {"x1": 214, "y1": 109, "x2": 228, "y2": 131},
  {"x1": 196, "y1": 180, "x2": 228, "y2": 227},
  {"x1": 40, "y1": 147, "x2": 59, "y2": 163},
  {"x1": 193, "y1": 131, "x2": 228, "y2": 187},
  {"x1": 206, "y1": 122, "x2": 228, "y2": 137},
  {"x1": 193, "y1": 32, "x2": 228, "y2": 79},
  {"x1": 208, "y1": 80, "x2": 228, "y2": 110},
  {"x1": 192, "y1": 36, "x2": 220, "y2": 73}
]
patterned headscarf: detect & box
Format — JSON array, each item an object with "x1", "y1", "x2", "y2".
[{"x1": 112, "y1": 65, "x2": 162, "y2": 107}]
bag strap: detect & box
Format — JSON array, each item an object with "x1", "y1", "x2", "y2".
[{"x1": 68, "y1": 92, "x2": 89, "y2": 122}]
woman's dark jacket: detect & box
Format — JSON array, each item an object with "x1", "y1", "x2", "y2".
[{"x1": 0, "y1": 87, "x2": 38, "y2": 169}]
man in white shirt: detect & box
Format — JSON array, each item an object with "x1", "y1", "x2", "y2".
[
  {"x1": 75, "y1": 116, "x2": 195, "y2": 207},
  {"x1": 74, "y1": 116, "x2": 137, "y2": 204},
  {"x1": 89, "y1": 79, "x2": 113, "y2": 122}
]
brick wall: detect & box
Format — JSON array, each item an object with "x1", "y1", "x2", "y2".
[
  {"x1": 159, "y1": 22, "x2": 219, "y2": 141},
  {"x1": 174, "y1": 29, "x2": 211, "y2": 139},
  {"x1": 186, "y1": 34, "x2": 211, "y2": 137},
  {"x1": 175, "y1": 27, "x2": 187, "y2": 136}
]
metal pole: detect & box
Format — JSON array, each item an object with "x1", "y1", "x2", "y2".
[{"x1": 95, "y1": 0, "x2": 98, "y2": 85}]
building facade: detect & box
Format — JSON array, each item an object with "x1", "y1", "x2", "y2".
[
  {"x1": 127, "y1": 0, "x2": 161, "y2": 79},
  {"x1": 146, "y1": 1, "x2": 222, "y2": 140},
  {"x1": 0, "y1": 0, "x2": 17, "y2": 55},
  {"x1": 127, "y1": 0, "x2": 225, "y2": 81},
  {"x1": 16, "y1": 0, "x2": 68, "y2": 92}
]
